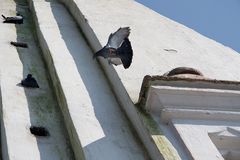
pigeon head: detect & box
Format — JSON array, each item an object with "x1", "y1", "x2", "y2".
[{"x1": 27, "y1": 74, "x2": 32, "y2": 78}]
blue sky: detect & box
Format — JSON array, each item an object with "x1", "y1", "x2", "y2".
[{"x1": 136, "y1": 0, "x2": 240, "y2": 53}]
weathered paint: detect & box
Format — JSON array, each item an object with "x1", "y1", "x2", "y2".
[{"x1": 138, "y1": 107, "x2": 180, "y2": 160}]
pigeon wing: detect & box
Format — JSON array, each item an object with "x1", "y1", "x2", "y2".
[
  {"x1": 117, "y1": 38, "x2": 133, "y2": 69},
  {"x1": 107, "y1": 27, "x2": 130, "y2": 49}
]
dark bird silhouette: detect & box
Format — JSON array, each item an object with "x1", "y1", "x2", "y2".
[
  {"x1": 2, "y1": 14, "x2": 23, "y2": 24},
  {"x1": 10, "y1": 41, "x2": 28, "y2": 48},
  {"x1": 21, "y1": 74, "x2": 39, "y2": 88},
  {"x1": 93, "y1": 27, "x2": 133, "y2": 69}
]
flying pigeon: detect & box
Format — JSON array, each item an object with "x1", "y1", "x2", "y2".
[
  {"x1": 93, "y1": 27, "x2": 133, "y2": 69},
  {"x1": 2, "y1": 14, "x2": 23, "y2": 24},
  {"x1": 21, "y1": 74, "x2": 39, "y2": 88}
]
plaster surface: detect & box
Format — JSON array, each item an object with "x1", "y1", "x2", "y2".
[
  {"x1": 61, "y1": 0, "x2": 240, "y2": 104},
  {"x1": 59, "y1": 1, "x2": 240, "y2": 159},
  {"x1": 0, "y1": 0, "x2": 74, "y2": 159},
  {"x1": 2, "y1": 0, "x2": 240, "y2": 159},
  {"x1": 30, "y1": 0, "x2": 148, "y2": 159},
  {"x1": 172, "y1": 119, "x2": 240, "y2": 160}
]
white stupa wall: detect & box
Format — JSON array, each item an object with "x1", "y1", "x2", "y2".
[
  {"x1": 60, "y1": 0, "x2": 240, "y2": 103},
  {"x1": 1, "y1": 0, "x2": 240, "y2": 159},
  {"x1": 59, "y1": 1, "x2": 240, "y2": 160}
]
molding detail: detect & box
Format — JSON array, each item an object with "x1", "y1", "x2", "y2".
[{"x1": 139, "y1": 76, "x2": 240, "y2": 122}]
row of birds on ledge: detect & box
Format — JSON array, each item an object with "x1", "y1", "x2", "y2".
[
  {"x1": 2, "y1": 14, "x2": 134, "y2": 69},
  {"x1": 2, "y1": 14, "x2": 39, "y2": 88}
]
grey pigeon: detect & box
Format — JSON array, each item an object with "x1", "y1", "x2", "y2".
[
  {"x1": 93, "y1": 27, "x2": 133, "y2": 69},
  {"x1": 2, "y1": 14, "x2": 23, "y2": 24},
  {"x1": 10, "y1": 41, "x2": 28, "y2": 48}
]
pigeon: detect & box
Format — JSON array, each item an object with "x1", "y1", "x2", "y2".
[
  {"x1": 2, "y1": 14, "x2": 23, "y2": 24},
  {"x1": 21, "y1": 74, "x2": 39, "y2": 88},
  {"x1": 30, "y1": 126, "x2": 50, "y2": 137},
  {"x1": 93, "y1": 27, "x2": 133, "y2": 69},
  {"x1": 10, "y1": 41, "x2": 28, "y2": 48}
]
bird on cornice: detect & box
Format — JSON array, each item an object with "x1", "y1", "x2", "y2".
[
  {"x1": 2, "y1": 14, "x2": 23, "y2": 24},
  {"x1": 21, "y1": 74, "x2": 39, "y2": 88}
]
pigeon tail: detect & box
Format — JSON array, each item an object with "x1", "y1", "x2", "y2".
[{"x1": 117, "y1": 38, "x2": 133, "y2": 69}]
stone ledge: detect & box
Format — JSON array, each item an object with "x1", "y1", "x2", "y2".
[
  {"x1": 147, "y1": 85, "x2": 240, "y2": 112},
  {"x1": 140, "y1": 75, "x2": 240, "y2": 123},
  {"x1": 29, "y1": 1, "x2": 148, "y2": 160},
  {"x1": 161, "y1": 109, "x2": 240, "y2": 123},
  {"x1": 29, "y1": 1, "x2": 86, "y2": 159}
]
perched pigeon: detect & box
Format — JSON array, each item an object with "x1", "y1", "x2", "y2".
[
  {"x1": 21, "y1": 74, "x2": 39, "y2": 88},
  {"x1": 10, "y1": 41, "x2": 28, "y2": 48},
  {"x1": 93, "y1": 27, "x2": 133, "y2": 69},
  {"x1": 2, "y1": 14, "x2": 23, "y2": 24}
]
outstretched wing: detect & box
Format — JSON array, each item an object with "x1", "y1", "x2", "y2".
[
  {"x1": 107, "y1": 27, "x2": 130, "y2": 49},
  {"x1": 117, "y1": 38, "x2": 133, "y2": 69}
]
